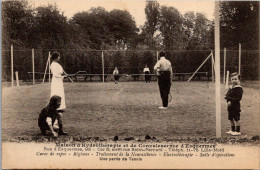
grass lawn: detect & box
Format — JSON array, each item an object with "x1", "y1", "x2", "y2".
[{"x1": 1, "y1": 81, "x2": 260, "y2": 141}]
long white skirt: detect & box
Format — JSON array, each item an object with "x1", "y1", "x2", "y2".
[{"x1": 51, "y1": 77, "x2": 66, "y2": 110}]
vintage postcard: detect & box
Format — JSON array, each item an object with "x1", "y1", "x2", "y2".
[{"x1": 1, "y1": 0, "x2": 259, "y2": 169}]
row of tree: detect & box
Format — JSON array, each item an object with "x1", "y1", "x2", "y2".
[{"x1": 2, "y1": 1, "x2": 259, "y2": 80}]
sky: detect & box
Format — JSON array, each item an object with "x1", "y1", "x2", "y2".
[{"x1": 32, "y1": 0, "x2": 215, "y2": 27}]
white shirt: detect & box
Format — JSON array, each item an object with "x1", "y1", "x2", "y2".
[
  {"x1": 143, "y1": 67, "x2": 150, "y2": 72},
  {"x1": 154, "y1": 57, "x2": 172, "y2": 71},
  {"x1": 50, "y1": 62, "x2": 63, "y2": 79},
  {"x1": 113, "y1": 70, "x2": 119, "y2": 75}
]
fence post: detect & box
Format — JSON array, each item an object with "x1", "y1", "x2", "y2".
[
  {"x1": 11, "y1": 45, "x2": 14, "y2": 87},
  {"x1": 223, "y1": 48, "x2": 226, "y2": 84},
  {"x1": 239, "y1": 43, "x2": 241, "y2": 75},
  {"x1": 32, "y1": 49, "x2": 35, "y2": 85},
  {"x1": 102, "y1": 51, "x2": 104, "y2": 83}
]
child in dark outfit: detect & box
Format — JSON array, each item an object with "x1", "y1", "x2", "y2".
[
  {"x1": 225, "y1": 72, "x2": 243, "y2": 136},
  {"x1": 143, "y1": 65, "x2": 151, "y2": 83},
  {"x1": 38, "y1": 95, "x2": 67, "y2": 137}
]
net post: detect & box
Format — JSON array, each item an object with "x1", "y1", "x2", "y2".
[
  {"x1": 239, "y1": 43, "x2": 241, "y2": 75},
  {"x1": 214, "y1": 1, "x2": 221, "y2": 138},
  {"x1": 156, "y1": 51, "x2": 159, "y2": 82},
  {"x1": 187, "y1": 53, "x2": 212, "y2": 82},
  {"x1": 102, "y1": 51, "x2": 104, "y2": 83},
  {"x1": 11, "y1": 44, "x2": 14, "y2": 87},
  {"x1": 156, "y1": 51, "x2": 159, "y2": 62},
  {"x1": 32, "y1": 48, "x2": 35, "y2": 85},
  {"x1": 42, "y1": 52, "x2": 50, "y2": 83},
  {"x1": 15, "y1": 71, "x2": 20, "y2": 89},
  {"x1": 211, "y1": 50, "x2": 215, "y2": 82},
  {"x1": 48, "y1": 52, "x2": 51, "y2": 83},
  {"x1": 223, "y1": 48, "x2": 226, "y2": 84},
  {"x1": 225, "y1": 70, "x2": 230, "y2": 90}
]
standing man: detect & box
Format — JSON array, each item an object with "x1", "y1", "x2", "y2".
[{"x1": 154, "y1": 52, "x2": 173, "y2": 109}]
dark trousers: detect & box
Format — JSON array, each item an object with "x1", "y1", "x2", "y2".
[
  {"x1": 114, "y1": 75, "x2": 119, "y2": 81},
  {"x1": 38, "y1": 122, "x2": 51, "y2": 135},
  {"x1": 158, "y1": 71, "x2": 171, "y2": 107},
  {"x1": 145, "y1": 71, "x2": 151, "y2": 83}
]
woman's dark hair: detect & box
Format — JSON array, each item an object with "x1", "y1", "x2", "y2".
[
  {"x1": 51, "y1": 52, "x2": 60, "y2": 62},
  {"x1": 47, "y1": 95, "x2": 61, "y2": 111}
]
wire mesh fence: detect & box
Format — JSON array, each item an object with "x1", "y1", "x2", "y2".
[
  {"x1": 218, "y1": 49, "x2": 259, "y2": 81},
  {"x1": 2, "y1": 47, "x2": 259, "y2": 83}
]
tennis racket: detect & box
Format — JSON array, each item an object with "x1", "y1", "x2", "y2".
[
  {"x1": 168, "y1": 93, "x2": 172, "y2": 103},
  {"x1": 63, "y1": 71, "x2": 74, "y2": 82}
]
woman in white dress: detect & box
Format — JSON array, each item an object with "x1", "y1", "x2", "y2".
[{"x1": 50, "y1": 52, "x2": 66, "y2": 111}]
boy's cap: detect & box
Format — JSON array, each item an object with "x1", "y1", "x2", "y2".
[
  {"x1": 230, "y1": 72, "x2": 241, "y2": 80},
  {"x1": 230, "y1": 72, "x2": 239, "y2": 77}
]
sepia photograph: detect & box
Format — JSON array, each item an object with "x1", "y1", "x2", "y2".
[{"x1": 1, "y1": 0, "x2": 259, "y2": 169}]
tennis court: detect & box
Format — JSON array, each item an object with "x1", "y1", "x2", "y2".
[{"x1": 1, "y1": 81, "x2": 259, "y2": 141}]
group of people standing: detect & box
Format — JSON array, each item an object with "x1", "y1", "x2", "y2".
[
  {"x1": 38, "y1": 51, "x2": 243, "y2": 137},
  {"x1": 112, "y1": 65, "x2": 151, "y2": 84}
]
